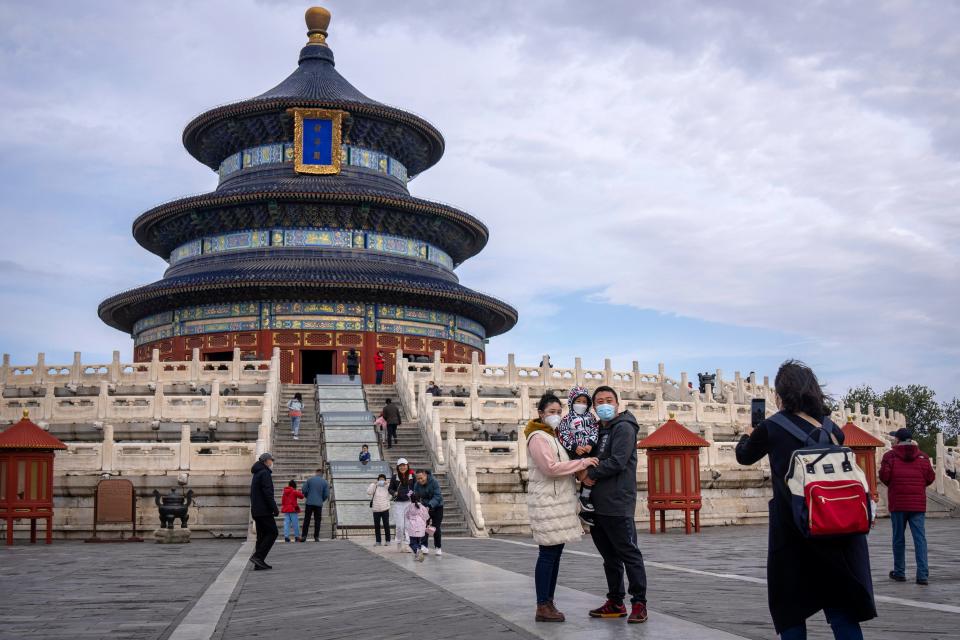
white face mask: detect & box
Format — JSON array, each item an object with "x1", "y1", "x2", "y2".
[
  {"x1": 377, "y1": 480, "x2": 385, "y2": 486},
  {"x1": 543, "y1": 414, "x2": 561, "y2": 428},
  {"x1": 572, "y1": 403, "x2": 588, "y2": 415}
]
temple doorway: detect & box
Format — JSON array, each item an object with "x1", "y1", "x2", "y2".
[
  {"x1": 203, "y1": 351, "x2": 233, "y2": 361},
  {"x1": 301, "y1": 349, "x2": 335, "y2": 384}
]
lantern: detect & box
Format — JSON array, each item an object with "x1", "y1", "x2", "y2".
[
  {"x1": 0, "y1": 410, "x2": 67, "y2": 545},
  {"x1": 637, "y1": 414, "x2": 709, "y2": 534},
  {"x1": 840, "y1": 416, "x2": 885, "y2": 502}
]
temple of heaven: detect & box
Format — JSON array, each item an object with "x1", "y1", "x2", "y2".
[{"x1": 98, "y1": 6, "x2": 517, "y2": 384}]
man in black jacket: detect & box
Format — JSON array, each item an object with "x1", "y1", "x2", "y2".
[
  {"x1": 582, "y1": 386, "x2": 648, "y2": 624},
  {"x1": 250, "y1": 452, "x2": 279, "y2": 570},
  {"x1": 381, "y1": 398, "x2": 402, "y2": 449}
]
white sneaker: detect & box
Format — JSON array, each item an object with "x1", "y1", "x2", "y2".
[
  {"x1": 304, "y1": 538, "x2": 313, "y2": 543},
  {"x1": 293, "y1": 435, "x2": 299, "y2": 440},
  {"x1": 416, "y1": 549, "x2": 425, "y2": 562},
  {"x1": 435, "y1": 548, "x2": 442, "y2": 556},
  {"x1": 396, "y1": 542, "x2": 403, "y2": 552},
  {"x1": 422, "y1": 547, "x2": 430, "y2": 555}
]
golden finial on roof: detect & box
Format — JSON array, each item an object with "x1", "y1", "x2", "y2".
[
  {"x1": 22, "y1": 408, "x2": 29, "y2": 419},
  {"x1": 847, "y1": 415, "x2": 855, "y2": 422},
  {"x1": 305, "y1": 6, "x2": 331, "y2": 46},
  {"x1": 668, "y1": 411, "x2": 676, "y2": 420}
]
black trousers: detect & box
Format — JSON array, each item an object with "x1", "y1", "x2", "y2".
[
  {"x1": 301, "y1": 505, "x2": 323, "y2": 540},
  {"x1": 423, "y1": 506, "x2": 443, "y2": 549},
  {"x1": 590, "y1": 514, "x2": 647, "y2": 604},
  {"x1": 252, "y1": 515, "x2": 279, "y2": 561},
  {"x1": 347, "y1": 366, "x2": 358, "y2": 380},
  {"x1": 376, "y1": 370, "x2": 384, "y2": 384},
  {"x1": 386, "y1": 424, "x2": 398, "y2": 447},
  {"x1": 373, "y1": 510, "x2": 391, "y2": 543}
]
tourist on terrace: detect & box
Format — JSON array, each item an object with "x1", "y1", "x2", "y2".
[
  {"x1": 287, "y1": 392, "x2": 303, "y2": 440},
  {"x1": 249, "y1": 452, "x2": 279, "y2": 570},
  {"x1": 389, "y1": 458, "x2": 416, "y2": 552},
  {"x1": 381, "y1": 398, "x2": 402, "y2": 449},
  {"x1": 946, "y1": 447, "x2": 957, "y2": 480},
  {"x1": 736, "y1": 360, "x2": 876, "y2": 639},
  {"x1": 301, "y1": 468, "x2": 329, "y2": 542},
  {"x1": 880, "y1": 427, "x2": 935, "y2": 585},
  {"x1": 525, "y1": 392, "x2": 598, "y2": 623},
  {"x1": 375, "y1": 350, "x2": 385, "y2": 384},
  {"x1": 555, "y1": 385, "x2": 599, "y2": 524},
  {"x1": 581, "y1": 386, "x2": 648, "y2": 624},
  {"x1": 426, "y1": 381, "x2": 442, "y2": 396},
  {"x1": 347, "y1": 349, "x2": 360, "y2": 381},
  {"x1": 413, "y1": 468, "x2": 443, "y2": 555},
  {"x1": 367, "y1": 473, "x2": 392, "y2": 546},
  {"x1": 281, "y1": 479, "x2": 304, "y2": 543}
]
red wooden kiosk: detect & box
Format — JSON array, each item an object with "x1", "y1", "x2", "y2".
[
  {"x1": 637, "y1": 413, "x2": 709, "y2": 534},
  {"x1": 0, "y1": 409, "x2": 67, "y2": 545},
  {"x1": 840, "y1": 416, "x2": 886, "y2": 502}
]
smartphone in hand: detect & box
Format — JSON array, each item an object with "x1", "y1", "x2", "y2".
[{"x1": 751, "y1": 398, "x2": 766, "y2": 430}]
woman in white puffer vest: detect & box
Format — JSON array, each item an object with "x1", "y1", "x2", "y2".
[{"x1": 526, "y1": 392, "x2": 598, "y2": 623}]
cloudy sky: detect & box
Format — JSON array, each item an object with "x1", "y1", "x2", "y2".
[{"x1": 1, "y1": 0, "x2": 957, "y2": 400}]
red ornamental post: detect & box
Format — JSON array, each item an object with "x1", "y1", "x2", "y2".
[
  {"x1": 637, "y1": 413, "x2": 710, "y2": 534},
  {"x1": 840, "y1": 416, "x2": 885, "y2": 502},
  {"x1": 0, "y1": 410, "x2": 67, "y2": 545}
]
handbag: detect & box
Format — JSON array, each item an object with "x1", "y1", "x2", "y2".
[{"x1": 425, "y1": 525, "x2": 436, "y2": 535}]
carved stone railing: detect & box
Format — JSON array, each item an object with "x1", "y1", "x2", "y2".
[{"x1": 444, "y1": 424, "x2": 488, "y2": 537}]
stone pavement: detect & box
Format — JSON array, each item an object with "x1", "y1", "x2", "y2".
[{"x1": 0, "y1": 520, "x2": 957, "y2": 640}]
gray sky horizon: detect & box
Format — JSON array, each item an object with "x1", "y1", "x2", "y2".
[{"x1": 0, "y1": 0, "x2": 957, "y2": 401}]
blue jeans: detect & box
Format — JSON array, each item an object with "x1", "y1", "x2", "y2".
[
  {"x1": 780, "y1": 608, "x2": 863, "y2": 640},
  {"x1": 890, "y1": 511, "x2": 928, "y2": 580},
  {"x1": 283, "y1": 512, "x2": 299, "y2": 539},
  {"x1": 534, "y1": 544, "x2": 564, "y2": 605},
  {"x1": 290, "y1": 415, "x2": 301, "y2": 437}
]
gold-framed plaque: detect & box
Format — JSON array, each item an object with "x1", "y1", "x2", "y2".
[{"x1": 290, "y1": 107, "x2": 345, "y2": 175}]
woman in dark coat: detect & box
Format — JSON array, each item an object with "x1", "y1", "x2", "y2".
[{"x1": 736, "y1": 360, "x2": 876, "y2": 640}]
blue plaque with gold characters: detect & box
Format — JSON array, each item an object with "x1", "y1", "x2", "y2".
[{"x1": 290, "y1": 107, "x2": 345, "y2": 174}]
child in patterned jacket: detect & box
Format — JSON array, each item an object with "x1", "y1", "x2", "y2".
[{"x1": 556, "y1": 386, "x2": 599, "y2": 525}]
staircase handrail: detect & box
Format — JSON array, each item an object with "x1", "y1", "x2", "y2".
[
  {"x1": 324, "y1": 460, "x2": 338, "y2": 538},
  {"x1": 443, "y1": 423, "x2": 487, "y2": 536}
]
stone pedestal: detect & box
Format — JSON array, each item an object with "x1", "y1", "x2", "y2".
[{"x1": 154, "y1": 527, "x2": 191, "y2": 544}]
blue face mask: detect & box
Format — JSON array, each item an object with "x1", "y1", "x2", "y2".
[{"x1": 596, "y1": 403, "x2": 616, "y2": 421}]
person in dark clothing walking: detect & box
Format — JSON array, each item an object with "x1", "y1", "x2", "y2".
[
  {"x1": 301, "y1": 468, "x2": 329, "y2": 542},
  {"x1": 375, "y1": 351, "x2": 385, "y2": 384},
  {"x1": 581, "y1": 385, "x2": 648, "y2": 624},
  {"x1": 736, "y1": 360, "x2": 876, "y2": 640},
  {"x1": 413, "y1": 469, "x2": 444, "y2": 555},
  {"x1": 880, "y1": 427, "x2": 935, "y2": 585},
  {"x1": 249, "y1": 452, "x2": 279, "y2": 570},
  {"x1": 381, "y1": 398, "x2": 402, "y2": 449},
  {"x1": 346, "y1": 349, "x2": 359, "y2": 381}
]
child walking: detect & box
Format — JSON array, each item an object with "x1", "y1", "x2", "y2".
[
  {"x1": 404, "y1": 494, "x2": 430, "y2": 561},
  {"x1": 281, "y1": 479, "x2": 304, "y2": 542},
  {"x1": 556, "y1": 385, "x2": 599, "y2": 525},
  {"x1": 287, "y1": 393, "x2": 304, "y2": 440}
]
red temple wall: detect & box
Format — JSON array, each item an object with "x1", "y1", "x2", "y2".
[{"x1": 133, "y1": 329, "x2": 483, "y2": 384}]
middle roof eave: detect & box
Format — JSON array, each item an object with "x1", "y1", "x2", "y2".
[{"x1": 131, "y1": 185, "x2": 489, "y2": 265}]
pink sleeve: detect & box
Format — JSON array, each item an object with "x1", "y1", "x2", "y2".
[{"x1": 528, "y1": 436, "x2": 589, "y2": 477}]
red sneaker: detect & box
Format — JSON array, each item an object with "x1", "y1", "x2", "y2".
[
  {"x1": 589, "y1": 600, "x2": 627, "y2": 618},
  {"x1": 628, "y1": 602, "x2": 648, "y2": 624}
]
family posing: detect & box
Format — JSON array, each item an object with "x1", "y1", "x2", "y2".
[{"x1": 525, "y1": 385, "x2": 648, "y2": 624}]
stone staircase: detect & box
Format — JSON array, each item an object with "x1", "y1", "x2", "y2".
[
  {"x1": 271, "y1": 383, "x2": 333, "y2": 540},
  {"x1": 364, "y1": 384, "x2": 470, "y2": 537}
]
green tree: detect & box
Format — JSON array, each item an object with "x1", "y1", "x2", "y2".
[
  {"x1": 841, "y1": 385, "x2": 880, "y2": 413},
  {"x1": 941, "y1": 397, "x2": 960, "y2": 443},
  {"x1": 878, "y1": 385, "x2": 942, "y2": 438}
]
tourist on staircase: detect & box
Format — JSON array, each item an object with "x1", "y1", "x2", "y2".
[
  {"x1": 346, "y1": 349, "x2": 359, "y2": 381},
  {"x1": 404, "y1": 494, "x2": 430, "y2": 561},
  {"x1": 287, "y1": 393, "x2": 304, "y2": 440},
  {"x1": 525, "y1": 392, "x2": 599, "y2": 623},
  {"x1": 736, "y1": 360, "x2": 876, "y2": 640},
  {"x1": 301, "y1": 468, "x2": 329, "y2": 542},
  {"x1": 413, "y1": 469, "x2": 444, "y2": 555},
  {"x1": 249, "y1": 452, "x2": 279, "y2": 570},
  {"x1": 281, "y1": 479, "x2": 304, "y2": 543},
  {"x1": 556, "y1": 385, "x2": 599, "y2": 525},
  {"x1": 880, "y1": 427, "x2": 935, "y2": 585},
  {"x1": 367, "y1": 473, "x2": 392, "y2": 546},
  {"x1": 581, "y1": 386, "x2": 648, "y2": 624},
  {"x1": 381, "y1": 398, "x2": 402, "y2": 449},
  {"x1": 375, "y1": 350, "x2": 385, "y2": 384},
  {"x1": 359, "y1": 444, "x2": 371, "y2": 464},
  {"x1": 389, "y1": 458, "x2": 416, "y2": 552}
]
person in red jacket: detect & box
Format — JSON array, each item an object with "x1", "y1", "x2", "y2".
[
  {"x1": 879, "y1": 428, "x2": 935, "y2": 585},
  {"x1": 374, "y1": 351, "x2": 385, "y2": 385},
  {"x1": 281, "y1": 479, "x2": 305, "y2": 543}
]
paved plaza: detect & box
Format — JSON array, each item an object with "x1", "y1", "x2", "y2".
[{"x1": 1, "y1": 521, "x2": 957, "y2": 639}]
